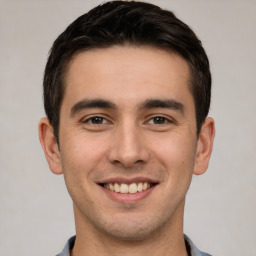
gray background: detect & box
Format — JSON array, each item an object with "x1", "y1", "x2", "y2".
[{"x1": 0, "y1": 0, "x2": 255, "y2": 255}]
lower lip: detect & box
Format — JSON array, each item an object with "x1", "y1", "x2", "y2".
[{"x1": 100, "y1": 185, "x2": 157, "y2": 204}]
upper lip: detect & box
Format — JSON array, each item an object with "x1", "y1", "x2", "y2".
[{"x1": 97, "y1": 177, "x2": 159, "y2": 184}]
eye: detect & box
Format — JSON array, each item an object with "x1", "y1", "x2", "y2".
[
  {"x1": 82, "y1": 116, "x2": 109, "y2": 125},
  {"x1": 87, "y1": 116, "x2": 107, "y2": 124},
  {"x1": 148, "y1": 116, "x2": 170, "y2": 125},
  {"x1": 80, "y1": 115, "x2": 113, "y2": 131}
]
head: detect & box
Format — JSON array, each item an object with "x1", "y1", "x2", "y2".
[
  {"x1": 39, "y1": 0, "x2": 215, "y2": 245},
  {"x1": 43, "y1": 0, "x2": 211, "y2": 144}
]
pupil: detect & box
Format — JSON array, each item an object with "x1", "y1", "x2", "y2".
[
  {"x1": 92, "y1": 117, "x2": 103, "y2": 124},
  {"x1": 154, "y1": 117, "x2": 165, "y2": 124}
]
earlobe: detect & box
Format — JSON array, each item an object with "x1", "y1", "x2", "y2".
[
  {"x1": 193, "y1": 117, "x2": 215, "y2": 175},
  {"x1": 38, "y1": 118, "x2": 63, "y2": 175}
]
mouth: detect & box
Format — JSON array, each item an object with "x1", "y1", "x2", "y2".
[{"x1": 99, "y1": 182, "x2": 157, "y2": 194}]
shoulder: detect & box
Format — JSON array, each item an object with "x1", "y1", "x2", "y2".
[
  {"x1": 56, "y1": 236, "x2": 76, "y2": 256},
  {"x1": 184, "y1": 234, "x2": 212, "y2": 256}
]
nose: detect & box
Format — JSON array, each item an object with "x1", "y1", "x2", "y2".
[{"x1": 107, "y1": 123, "x2": 150, "y2": 168}]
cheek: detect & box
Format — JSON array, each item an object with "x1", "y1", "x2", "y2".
[
  {"x1": 61, "y1": 131, "x2": 108, "y2": 167},
  {"x1": 59, "y1": 133, "x2": 108, "y2": 191},
  {"x1": 152, "y1": 133, "x2": 197, "y2": 179}
]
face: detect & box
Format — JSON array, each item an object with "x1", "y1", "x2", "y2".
[{"x1": 41, "y1": 46, "x2": 214, "y2": 241}]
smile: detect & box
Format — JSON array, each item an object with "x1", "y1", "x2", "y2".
[
  {"x1": 98, "y1": 179, "x2": 159, "y2": 203},
  {"x1": 102, "y1": 182, "x2": 155, "y2": 194}
]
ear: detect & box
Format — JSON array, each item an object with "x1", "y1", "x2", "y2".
[
  {"x1": 38, "y1": 118, "x2": 63, "y2": 175},
  {"x1": 193, "y1": 117, "x2": 215, "y2": 175}
]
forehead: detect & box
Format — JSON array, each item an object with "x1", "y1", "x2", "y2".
[{"x1": 63, "y1": 45, "x2": 193, "y2": 109}]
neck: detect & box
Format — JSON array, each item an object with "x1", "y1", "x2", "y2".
[{"x1": 71, "y1": 201, "x2": 187, "y2": 256}]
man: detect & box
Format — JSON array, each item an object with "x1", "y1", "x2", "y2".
[{"x1": 39, "y1": 1, "x2": 215, "y2": 256}]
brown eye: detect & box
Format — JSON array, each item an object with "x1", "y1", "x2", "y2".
[
  {"x1": 90, "y1": 117, "x2": 105, "y2": 124},
  {"x1": 148, "y1": 116, "x2": 169, "y2": 124},
  {"x1": 153, "y1": 116, "x2": 166, "y2": 124},
  {"x1": 83, "y1": 116, "x2": 108, "y2": 124}
]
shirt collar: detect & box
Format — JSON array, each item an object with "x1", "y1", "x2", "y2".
[{"x1": 56, "y1": 235, "x2": 211, "y2": 256}]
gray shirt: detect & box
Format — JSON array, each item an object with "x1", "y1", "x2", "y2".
[{"x1": 56, "y1": 234, "x2": 212, "y2": 256}]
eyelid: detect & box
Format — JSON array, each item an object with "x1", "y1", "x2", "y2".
[
  {"x1": 87, "y1": 117, "x2": 108, "y2": 124},
  {"x1": 81, "y1": 114, "x2": 112, "y2": 125},
  {"x1": 145, "y1": 115, "x2": 175, "y2": 124}
]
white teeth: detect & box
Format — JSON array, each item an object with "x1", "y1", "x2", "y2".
[
  {"x1": 120, "y1": 184, "x2": 129, "y2": 193},
  {"x1": 104, "y1": 182, "x2": 153, "y2": 194},
  {"x1": 143, "y1": 182, "x2": 148, "y2": 190},
  {"x1": 114, "y1": 183, "x2": 120, "y2": 192},
  {"x1": 137, "y1": 183, "x2": 143, "y2": 192},
  {"x1": 128, "y1": 183, "x2": 137, "y2": 194},
  {"x1": 109, "y1": 183, "x2": 115, "y2": 191}
]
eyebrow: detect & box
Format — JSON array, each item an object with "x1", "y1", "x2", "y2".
[
  {"x1": 70, "y1": 99, "x2": 116, "y2": 117},
  {"x1": 139, "y1": 99, "x2": 185, "y2": 113},
  {"x1": 70, "y1": 98, "x2": 185, "y2": 117}
]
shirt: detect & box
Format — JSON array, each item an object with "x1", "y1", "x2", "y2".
[{"x1": 56, "y1": 234, "x2": 212, "y2": 256}]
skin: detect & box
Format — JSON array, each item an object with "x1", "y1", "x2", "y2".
[{"x1": 39, "y1": 46, "x2": 215, "y2": 256}]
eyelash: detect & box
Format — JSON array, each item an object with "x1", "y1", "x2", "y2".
[
  {"x1": 147, "y1": 116, "x2": 173, "y2": 125},
  {"x1": 80, "y1": 115, "x2": 175, "y2": 131},
  {"x1": 82, "y1": 116, "x2": 110, "y2": 125}
]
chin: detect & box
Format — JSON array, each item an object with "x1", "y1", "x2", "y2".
[
  {"x1": 98, "y1": 214, "x2": 167, "y2": 241},
  {"x1": 104, "y1": 225, "x2": 155, "y2": 241}
]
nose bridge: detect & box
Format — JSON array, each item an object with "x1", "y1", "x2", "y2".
[{"x1": 108, "y1": 117, "x2": 149, "y2": 167}]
